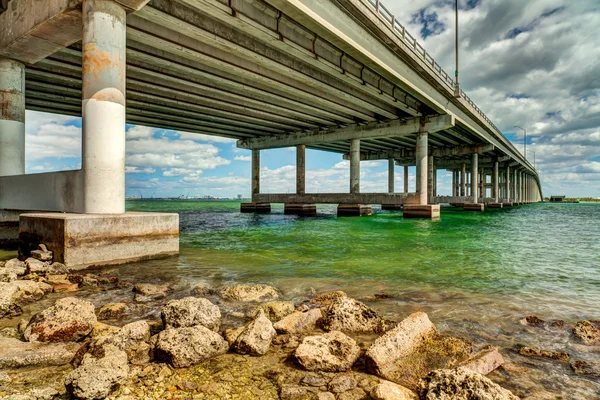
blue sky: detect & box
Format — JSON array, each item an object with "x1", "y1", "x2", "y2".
[{"x1": 23, "y1": 0, "x2": 600, "y2": 198}]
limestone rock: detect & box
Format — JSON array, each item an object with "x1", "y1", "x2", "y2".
[
  {"x1": 520, "y1": 315, "x2": 545, "y2": 327},
  {"x1": 518, "y1": 346, "x2": 570, "y2": 362},
  {"x1": 0, "y1": 268, "x2": 17, "y2": 283},
  {"x1": 572, "y1": 320, "x2": 600, "y2": 345},
  {"x1": 64, "y1": 346, "x2": 129, "y2": 400},
  {"x1": 570, "y1": 360, "x2": 600, "y2": 377},
  {"x1": 234, "y1": 309, "x2": 276, "y2": 355},
  {"x1": 53, "y1": 283, "x2": 79, "y2": 293},
  {"x1": 133, "y1": 283, "x2": 170, "y2": 302},
  {"x1": 86, "y1": 320, "x2": 151, "y2": 365},
  {"x1": 0, "y1": 337, "x2": 79, "y2": 368},
  {"x1": 328, "y1": 373, "x2": 357, "y2": 393},
  {"x1": 311, "y1": 291, "x2": 347, "y2": 306},
  {"x1": 317, "y1": 393, "x2": 336, "y2": 400},
  {"x1": 459, "y1": 347, "x2": 504, "y2": 375},
  {"x1": 24, "y1": 258, "x2": 49, "y2": 275},
  {"x1": 4, "y1": 258, "x2": 26, "y2": 276},
  {"x1": 48, "y1": 262, "x2": 69, "y2": 274},
  {"x1": 274, "y1": 308, "x2": 323, "y2": 334},
  {"x1": 365, "y1": 312, "x2": 471, "y2": 389},
  {"x1": 338, "y1": 388, "x2": 368, "y2": 400},
  {"x1": 279, "y1": 384, "x2": 318, "y2": 400},
  {"x1": 0, "y1": 281, "x2": 51, "y2": 319},
  {"x1": 220, "y1": 284, "x2": 279, "y2": 302},
  {"x1": 248, "y1": 301, "x2": 296, "y2": 320},
  {"x1": 24, "y1": 297, "x2": 97, "y2": 342},
  {"x1": 301, "y1": 373, "x2": 328, "y2": 387},
  {"x1": 295, "y1": 331, "x2": 360, "y2": 372},
  {"x1": 371, "y1": 381, "x2": 417, "y2": 400},
  {"x1": 321, "y1": 296, "x2": 389, "y2": 333},
  {"x1": 97, "y1": 303, "x2": 129, "y2": 320},
  {"x1": 0, "y1": 387, "x2": 59, "y2": 400},
  {"x1": 191, "y1": 282, "x2": 213, "y2": 296},
  {"x1": 154, "y1": 325, "x2": 229, "y2": 367},
  {"x1": 223, "y1": 326, "x2": 245, "y2": 346},
  {"x1": 31, "y1": 245, "x2": 53, "y2": 262},
  {"x1": 417, "y1": 367, "x2": 519, "y2": 400},
  {"x1": 161, "y1": 296, "x2": 221, "y2": 331}
]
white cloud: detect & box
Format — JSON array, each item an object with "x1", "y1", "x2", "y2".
[{"x1": 234, "y1": 155, "x2": 252, "y2": 161}]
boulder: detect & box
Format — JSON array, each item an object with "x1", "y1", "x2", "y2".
[
  {"x1": 572, "y1": 320, "x2": 600, "y2": 345},
  {"x1": 0, "y1": 337, "x2": 79, "y2": 368},
  {"x1": 518, "y1": 346, "x2": 570, "y2": 362},
  {"x1": 570, "y1": 360, "x2": 600, "y2": 377},
  {"x1": 24, "y1": 297, "x2": 97, "y2": 342},
  {"x1": 86, "y1": 320, "x2": 151, "y2": 365},
  {"x1": 337, "y1": 388, "x2": 368, "y2": 400},
  {"x1": 191, "y1": 282, "x2": 213, "y2": 296},
  {"x1": 328, "y1": 373, "x2": 357, "y2": 393},
  {"x1": 301, "y1": 373, "x2": 329, "y2": 387},
  {"x1": 0, "y1": 267, "x2": 17, "y2": 283},
  {"x1": 365, "y1": 312, "x2": 471, "y2": 389},
  {"x1": 274, "y1": 308, "x2": 323, "y2": 334},
  {"x1": 31, "y1": 245, "x2": 53, "y2": 262},
  {"x1": 317, "y1": 393, "x2": 336, "y2": 400},
  {"x1": 520, "y1": 315, "x2": 544, "y2": 327},
  {"x1": 4, "y1": 258, "x2": 26, "y2": 276},
  {"x1": 321, "y1": 296, "x2": 389, "y2": 333},
  {"x1": 248, "y1": 301, "x2": 296, "y2": 320},
  {"x1": 48, "y1": 262, "x2": 69, "y2": 274},
  {"x1": 133, "y1": 283, "x2": 170, "y2": 302},
  {"x1": 295, "y1": 331, "x2": 360, "y2": 372},
  {"x1": 161, "y1": 296, "x2": 221, "y2": 331},
  {"x1": 97, "y1": 303, "x2": 129, "y2": 320},
  {"x1": 0, "y1": 281, "x2": 51, "y2": 319},
  {"x1": 233, "y1": 309, "x2": 276, "y2": 355},
  {"x1": 24, "y1": 258, "x2": 49, "y2": 275},
  {"x1": 223, "y1": 326, "x2": 245, "y2": 346},
  {"x1": 220, "y1": 284, "x2": 279, "y2": 302},
  {"x1": 311, "y1": 291, "x2": 347, "y2": 306},
  {"x1": 417, "y1": 367, "x2": 519, "y2": 400},
  {"x1": 371, "y1": 381, "x2": 417, "y2": 400},
  {"x1": 459, "y1": 347, "x2": 504, "y2": 375},
  {"x1": 154, "y1": 325, "x2": 229, "y2": 367},
  {"x1": 64, "y1": 346, "x2": 129, "y2": 400}
]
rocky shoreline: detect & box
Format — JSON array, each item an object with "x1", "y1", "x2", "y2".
[{"x1": 1, "y1": 247, "x2": 599, "y2": 399}]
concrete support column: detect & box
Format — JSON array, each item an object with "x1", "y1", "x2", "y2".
[
  {"x1": 427, "y1": 155, "x2": 434, "y2": 203},
  {"x1": 388, "y1": 158, "x2": 394, "y2": 193},
  {"x1": 0, "y1": 58, "x2": 26, "y2": 177},
  {"x1": 460, "y1": 162, "x2": 466, "y2": 197},
  {"x1": 433, "y1": 164, "x2": 437, "y2": 197},
  {"x1": 505, "y1": 165, "x2": 511, "y2": 202},
  {"x1": 403, "y1": 166, "x2": 409, "y2": 193},
  {"x1": 479, "y1": 168, "x2": 484, "y2": 199},
  {"x1": 349, "y1": 139, "x2": 360, "y2": 194},
  {"x1": 451, "y1": 170, "x2": 456, "y2": 197},
  {"x1": 415, "y1": 131, "x2": 428, "y2": 205},
  {"x1": 513, "y1": 170, "x2": 518, "y2": 202},
  {"x1": 251, "y1": 149, "x2": 260, "y2": 202},
  {"x1": 493, "y1": 160, "x2": 499, "y2": 202},
  {"x1": 471, "y1": 153, "x2": 478, "y2": 203},
  {"x1": 82, "y1": 0, "x2": 126, "y2": 213},
  {"x1": 296, "y1": 145, "x2": 305, "y2": 195}
]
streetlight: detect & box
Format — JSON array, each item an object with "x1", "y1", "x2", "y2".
[
  {"x1": 454, "y1": 0, "x2": 460, "y2": 98},
  {"x1": 529, "y1": 151, "x2": 536, "y2": 170},
  {"x1": 514, "y1": 125, "x2": 527, "y2": 159}
]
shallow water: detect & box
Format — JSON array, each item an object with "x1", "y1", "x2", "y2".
[{"x1": 1, "y1": 201, "x2": 599, "y2": 398}]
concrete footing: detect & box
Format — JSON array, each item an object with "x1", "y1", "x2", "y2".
[
  {"x1": 403, "y1": 204, "x2": 440, "y2": 219},
  {"x1": 0, "y1": 210, "x2": 21, "y2": 224},
  {"x1": 240, "y1": 203, "x2": 271, "y2": 213},
  {"x1": 18, "y1": 212, "x2": 179, "y2": 270},
  {"x1": 381, "y1": 204, "x2": 403, "y2": 210},
  {"x1": 487, "y1": 203, "x2": 503, "y2": 208},
  {"x1": 284, "y1": 203, "x2": 316, "y2": 216},
  {"x1": 464, "y1": 203, "x2": 485, "y2": 212},
  {"x1": 449, "y1": 203, "x2": 464, "y2": 207},
  {"x1": 503, "y1": 202, "x2": 514, "y2": 207},
  {"x1": 337, "y1": 204, "x2": 372, "y2": 217}
]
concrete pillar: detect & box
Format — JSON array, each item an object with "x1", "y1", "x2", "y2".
[
  {"x1": 471, "y1": 153, "x2": 478, "y2": 203},
  {"x1": 403, "y1": 166, "x2": 408, "y2": 193},
  {"x1": 82, "y1": 0, "x2": 126, "y2": 213},
  {"x1": 513, "y1": 169, "x2": 518, "y2": 202},
  {"x1": 251, "y1": 149, "x2": 260, "y2": 201},
  {"x1": 433, "y1": 164, "x2": 437, "y2": 197},
  {"x1": 451, "y1": 170, "x2": 456, "y2": 197},
  {"x1": 460, "y1": 162, "x2": 466, "y2": 197},
  {"x1": 427, "y1": 155, "x2": 434, "y2": 203},
  {"x1": 388, "y1": 158, "x2": 394, "y2": 193},
  {"x1": 505, "y1": 165, "x2": 511, "y2": 202},
  {"x1": 0, "y1": 58, "x2": 26, "y2": 177},
  {"x1": 479, "y1": 168, "x2": 484, "y2": 199},
  {"x1": 296, "y1": 145, "x2": 305, "y2": 195},
  {"x1": 350, "y1": 139, "x2": 360, "y2": 194},
  {"x1": 492, "y1": 160, "x2": 499, "y2": 202},
  {"x1": 415, "y1": 131, "x2": 428, "y2": 205}
]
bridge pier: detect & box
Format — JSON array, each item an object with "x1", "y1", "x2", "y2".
[
  {"x1": 337, "y1": 139, "x2": 372, "y2": 216},
  {"x1": 382, "y1": 157, "x2": 402, "y2": 210},
  {"x1": 241, "y1": 149, "x2": 272, "y2": 213},
  {"x1": 464, "y1": 153, "x2": 484, "y2": 211},
  {"x1": 404, "y1": 130, "x2": 440, "y2": 219},
  {"x1": 0, "y1": 58, "x2": 26, "y2": 177}
]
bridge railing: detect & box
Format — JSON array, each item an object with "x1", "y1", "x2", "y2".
[{"x1": 365, "y1": 0, "x2": 503, "y2": 139}]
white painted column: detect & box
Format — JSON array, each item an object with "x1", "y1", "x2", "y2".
[
  {"x1": 0, "y1": 58, "x2": 26, "y2": 177},
  {"x1": 492, "y1": 160, "x2": 499, "y2": 202},
  {"x1": 427, "y1": 155, "x2": 434, "y2": 203},
  {"x1": 505, "y1": 165, "x2": 511, "y2": 202},
  {"x1": 251, "y1": 149, "x2": 260, "y2": 202},
  {"x1": 471, "y1": 153, "x2": 478, "y2": 203},
  {"x1": 415, "y1": 130, "x2": 428, "y2": 205},
  {"x1": 296, "y1": 145, "x2": 305, "y2": 195},
  {"x1": 460, "y1": 162, "x2": 466, "y2": 197},
  {"x1": 388, "y1": 158, "x2": 394, "y2": 193},
  {"x1": 403, "y1": 166, "x2": 409, "y2": 193},
  {"x1": 82, "y1": 0, "x2": 126, "y2": 213},
  {"x1": 349, "y1": 139, "x2": 360, "y2": 194}
]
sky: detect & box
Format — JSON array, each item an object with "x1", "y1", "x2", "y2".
[{"x1": 24, "y1": 0, "x2": 600, "y2": 198}]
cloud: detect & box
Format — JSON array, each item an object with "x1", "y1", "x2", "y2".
[{"x1": 234, "y1": 155, "x2": 252, "y2": 161}]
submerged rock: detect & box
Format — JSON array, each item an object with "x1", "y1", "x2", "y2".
[
  {"x1": 371, "y1": 380, "x2": 417, "y2": 400},
  {"x1": 65, "y1": 346, "x2": 129, "y2": 400},
  {"x1": 459, "y1": 347, "x2": 504, "y2": 375},
  {"x1": 518, "y1": 346, "x2": 570, "y2": 362},
  {"x1": 24, "y1": 297, "x2": 97, "y2": 342},
  {"x1": 365, "y1": 312, "x2": 471, "y2": 389},
  {"x1": 234, "y1": 309, "x2": 276, "y2": 355},
  {"x1": 133, "y1": 283, "x2": 170, "y2": 302},
  {"x1": 572, "y1": 320, "x2": 600, "y2": 345},
  {"x1": 520, "y1": 315, "x2": 545, "y2": 327},
  {"x1": 417, "y1": 367, "x2": 519, "y2": 400},
  {"x1": 97, "y1": 303, "x2": 129, "y2": 320},
  {"x1": 570, "y1": 360, "x2": 600, "y2": 377},
  {"x1": 295, "y1": 331, "x2": 360, "y2": 372},
  {"x1": 191, "y1": 282, "x2": 213, "y2": 296},
  {"x1": 311, "y1": 291, "x2": 347, "y2": 306},
  {"x1": 321, "y1": 296, "x2": 389, "y2": 333},
  {"x1": 220, "y1": 284, "x2": 279, "y2": 302},
  {"x1": 154, "y1": 325, "x2": 229, "y2": 367},
  {"x1": 248, "y1": 301, "x2": 296, "y2": 320},
  {"x1": 274, "y1": 308, "x2": 323, "y2": 334},
  {"x1": 0, "y1": 337, "x2": 79, "y2": 368},
  {"x1": 161, "y1": 296, "x2": 221, "y2": 331},
  {"x1": 328, "y1": 372, "x2": 357, "y2": 393}
]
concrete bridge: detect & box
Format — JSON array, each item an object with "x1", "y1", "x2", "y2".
[{"x1": 0, "y1": 0, "x2": 542, "y2": 267}]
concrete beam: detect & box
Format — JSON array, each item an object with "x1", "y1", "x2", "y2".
[
  {"x1": 254, "y1": 192, "x2": 418, "y2": 205},
  {"x1": 343, "y1": 143, "x2": 494, "y2": 161},
  {"x1": 237, "y1": 114, "x2": 454, "y2": 150}
]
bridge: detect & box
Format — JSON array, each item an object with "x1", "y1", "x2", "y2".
[{"x1": 0, "y1": 0, "x2": 542, "y2": 267}]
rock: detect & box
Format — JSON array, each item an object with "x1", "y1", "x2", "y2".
[
  {"x1": 317, "y1": 393, "x2": 335, "y2": 400},
  {"x1": 97, "y1": 303, "x2": 129, "y2": 320},
  {"x1": 371, "y1": 381, "x2": 417, "y2": 400},
  {"x1": 223, "y1": 326, "x2": 245, "y2": 346},
  {"x1": 191, "y1": 282, "x2": 213, "y2": 296},
  {"x1": 24, "y1": 297, "x2": 97, "y2": 342},
  {"x1": 459, "y1": 347, "x2": 504, "y2": 375},
  {"x1": 220, "y1": 284, "x2": 279, "y2": 302},
  {"x1": 46, "y1": 274, "x2": 70, "y2": 285},
  {"x1": 1, "y1": 387, "x2": 59, "y2": 400},
  {"x1": 279, "y1": 384, "x2": 317, "y2": 400},
  {"x1": 233, "y1": 309, "x2": 276, "y2": 355},
  {"x1": 24, "y1": 258, "x2": 49, "y2": 275},
  {"x1": 53, "y1": 283, "x2": 79, "y2": 293},
  {"x1": 0, "y1": 326, "x2": 21, "y2": 338},
  {"x1": 321, "y1": 296, "x2": 389, "y2": 333},
  {"x1": 48, "y1": 262, "x2": 69, "y2": 274},
  {"x1": 570, "y1": 360, "x2": 600, "y2": 377},
  {"x1": 0, "y1": 337, "x2": 79, "y2": 368},
  {"x1": 311, "y1": 291, "x2": 347, "y2": 306},
  {"x1": 338, "y1": 388, "x2": 368, "y2": 400},
  {"x1": 248, "y1": 301, "x2": 296, "y2": 320},
  {"x1": 520, "y1": 315, "x2": 544, "y2": 327},
  {"x1": 295, "y1": 331, "x2": 360, "y2": 372},
  {"x1": 64, "y1": 346, "x2": 129, "y2": 400},
  {"x1": 365, "y1": 312, "x2": 471, "y2": 389},
  {"x1": 328, "y1": 373, "x2": 357, "y2": 393},
  {"x1": 81, "y1": 275, "x2": 99, "y2": 287},
  {"x1": 518, "y1": 346, "x2": 570, "y2": 362},
  {"x1": 154, "y1": 325, "x2": 229, "y2": 367},
  {"x1": 0, "y1": 268, "x2": 17, "y2": 283},
  {"x1": 301, "y1": 373, "x2": 328, "y2": 387},
  {"x1": 417, "y1": 367, "x2": 519, "y2": 400},
  {"x1": 31, "y1": 245, "x2": 53, "y2": 262},
  {"x1": 274, "y1": 308, "x2": 323, "y2": 334},
  {"x1": 0, "y1": 281, "x2": 51, "y2": 319},
  {"x1": 86, "y1": 320, "x2": 151, "y2": 365},
  {"x1": 133, "y1": 283, "x2": 170, "y2": 302},
  {"x1": 572, "y1": 320, "x2": 600, "y2": 345},
  {"x1": 161, "y1": 296, "x2": 221, "y2": 331},
  {"x1": 4, "y1": 258, "x2": 26, "y2": 276}
]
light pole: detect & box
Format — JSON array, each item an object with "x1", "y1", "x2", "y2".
[
  {"x1": 454, "y1": 0, "x2": 460, "y2": 97},
  {"x1": 514, "y1": 125, "x2": 527, "y2": 160},
  {"x1": 529, "y1": 150, "x2": 536, "y2": 170}
]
